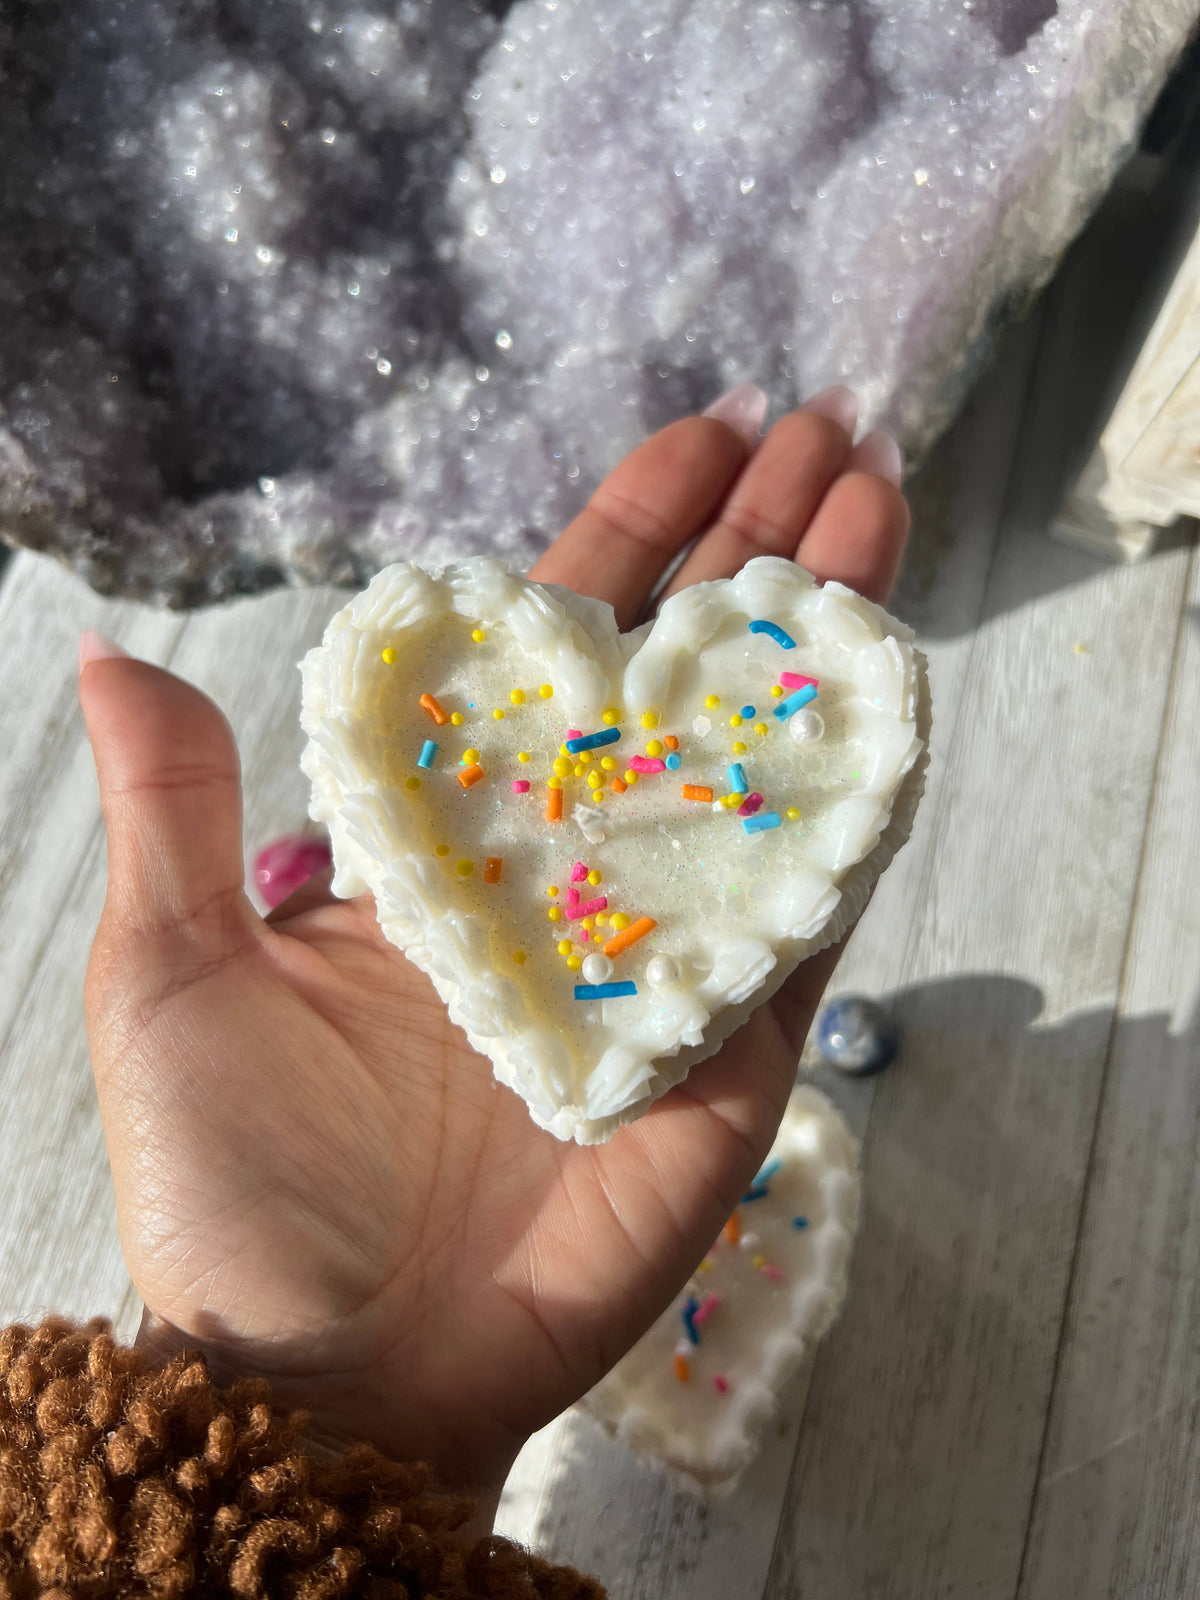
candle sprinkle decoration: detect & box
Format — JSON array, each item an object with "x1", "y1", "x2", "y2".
[
  {"x1": 773, "y1": 684, "x2": 818, "y2": 721},
  {"x1": 779, "y1": 672, "x2": 819, "y2": 691},
  {"x1": 574, "y1": 981, "x2": 638, "y2": 1001},
  {"x1": 417, "y1": 740, "x2": 438, "y2": 770},
  {"x1": 546, "y1": 784, "x2": 563, "y2": 822},
  {"x1": 748, "y1": 619, "x2": 796, "y2": 649},
  {"x1": 511, "y1": 779, "x2": 530, "y2": 793},
  {"x1": 742, "y1": 1159, "x2": 782, "y2": 1202},
  {"x1": 713, "y1": 1374, "x2": 731, "y2": 1395},
  {"x1": 458, "y1": 763, "x2": 484, "y2": 789},
  {"x1": 665, "y1": 752, "x2": 682, "y2": 770},
  {"x1": 603, "y1": 916, "x2": 657, "y2": 958},
  {"x1": 483, "y1": 857, "x2": 503, "y2": 884},
  {"x1": 629, "y1": 755, "x2": 666, "y2": 773},
  {"x1": 681, "y1": 1297, "x2": 700, "y2": 1346},
  {"x1": 571, "y1": 861, "x2": 588, "y2": 882},
  {"x1": 742, "y1": 811, "x2": 782, "y2": 834},
  {"x1": 566, "y1": 727, "x2": 622, "y2": 753},
  {"x1": 727, "y1": 763, "x2": 748, "y2": 793},
  {"x1": 673, "y1": 1353, "x2": 691, "y2": 1383},
  {"x1": 682, "y1": 784, "x2": 714, "y2": 803},
  {"x1": 419, "y1": 692, "x2": 450, "y2": 726},
  {"x1": 566, "y1": 896, "x2": 608, "y2": 921},
  {"x1": 737, "y1": 792, "x2": 764, "y2": 817}
]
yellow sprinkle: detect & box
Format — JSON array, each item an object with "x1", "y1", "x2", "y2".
[
  {"x1": 592, "y1": 789, "x2": 605, "y2": 802},
  {"x1": 720, "y1": 794, "x2": 741, "y2": 808},
  {"x1": 697, "y1": 1258, "x2": 714, "y2": 1273},
  {"x1": 611, "y1": 912, "x2": 630, "y2": 931},
  {"x1": 558, "y1": 940, "x2": 573, "y2": 956},
  {"x1": 548, "y1": 907, "x2": 562, "y2": 922},
  {"x1": 602, "y1": 707, "x2": 621, "y2": 725},
  {"x1": 704, "y1": 694, "x2": 720, "y2": 709},
  {"x1": 567, "y1": 955, "x2": 583, "y2": 971},
  {"x1": 770, "y1": 685, "x2": 784, "y2": 699},
  {"x1": 510, "y1": 688, "x2": 526, "y2": 705},
  {"x1": 729, "y1": 714, "x2": 743, "y2": 728},
  {"x1": 582, "y1": 916, "x2": 595, "y2": 931},
  {"x1": 578, "y1": 750, "x2": 592, "y2": 765},
  {"x1": 574, "y1": 763, "x2": 586, "y2": 778},
  {"x1": 645, "y1": 739, "x2": 664, "y2": 758},
  {"x1": 559, "y1": 743, "x2": 570, "y2": 758},
  {"x1": 732, "y1": 741, "x2": 747, "y2": 755},
  {"x1": 595, "y1": 912, "x2": 609, "y2": 926},
  {"x1": 435, "y1": 844, "x2": 449, "y2": 857},
  {"x1": 786, "y1": 807, "x2": 800, "y2": 820},
  {"x1": 493, "y1": 708, "x2": 505, "y2": 720},
  {"x1": 405, "y1": 777, "x2": 421, "y2": 791},
  {"x1": 587, "y1": 770, "x2": 603, "y2": 789},
  {"x1": 641, "y1": 711, "x2": 659, "y2": 729},
  {"x1": 462, "y1": 748, "x2": 480, "y2": 765},
  {"x1": 450, "y1": 712, "x2": 465, "y2": 726},
  {"x1": 624, "y1": 770, "x2": 639, "y2": 786},
  {"x1": 513, "y1": 950, "x2": 527, "y2": 964},
  {"x1": 752, "y1": 1254, "x2": 766, "y2": 1270},
  {"x1": 548, "y1": 776, "x2": 563, "y2": 790},
  {"x1": 381, "y1": 647, "x2": 398, "y2": 665},
  {"x1": 587, "y1": 869, "x2": 602, "y2": 886},
  {"x1": 553, "y1": 756, "x2": 572, "y2": 777},
  {"x1": 547, "y1": 885, "x2": 559, "y2": 897},
  {"x1": 456, "y1": 859, "x2": 473, "y2": 876},
  {"x1": 754, "y1": 723, "x2": 768, "y2": 737},
  {"x1": 471, "y1": 628, "x2": 485, "y2": 643},
  {"x1": 600, "y1": 755, "x2": 617, "y2": 771},
  {"x1": 539, "y1": 684, "x2": 554, "y2": 698}
]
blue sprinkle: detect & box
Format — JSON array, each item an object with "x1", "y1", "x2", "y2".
[
  {"x1": 742, "y1": 1185, "x2": 770, "y2": 1202},
  {"x1": 417, "y1": 740, "x2": 439, "y2": 770},
  {"x1": 743, "y1": 1158, "x2": 782, "y2": 1202},
  {"x1": 742, "y1": 811, "x2": 781, "y2": 834},
  {"x1": 748, "y1": 620, "x2": 796, "y2": 649},
  {"x1": 741, "y1": 704, "x2": 755, "y2": 719},
  {"x1": 574, "y1": 981, "x2": 638, "y2": 1001},
  {"x1": 565, "y1": 727, "x2": 622, "y2": 753},
  {"x1": 792, "y1": 1216, "x2": 809, "y2": 1229},
  {"x1": 665, "y1": 752, "x2": 682, "y2": 770},
  {"x1": 756, "y1": 1159, "x2": 782, "y2": 1185},
  {"x1": 682, "y1": 1296, "x2": 700, "y2": 1346},
  {"x1": 727, "y1": 762, "x2": 748, "y2": 793},
  {"x1": 773, "y1": 684, "x2": 818, "y2": 721}
]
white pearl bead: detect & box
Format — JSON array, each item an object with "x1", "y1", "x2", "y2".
[
  {"x1": 581, "y1": 953, "x2": 614, "y2": 985},
  {"x1": 646, "y1": 955, "x2": 680, "y2": 988},
  {"x1": 739, "y1": 1232, "x2": 761, "y2": 1252},
  {"x1": 788, "y1": 708, "x2": 825, "y2": 745}
]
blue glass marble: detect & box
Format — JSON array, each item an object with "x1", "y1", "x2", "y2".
[{"x1": 816, "y1": 996, "x2": 899, "y2": 1076}]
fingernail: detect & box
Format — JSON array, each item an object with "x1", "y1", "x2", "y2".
[
  {"x1": 853, "y1": 430, "x2": 904, "y2": 487},
  {"x1": 703, "y1": 382, "x2": 768, "y2": 449},
  {"x1": 800, "y1": 385, "x2": 859, "y2": 436},
  {"x1": 79, "y1": 630, "x2": 131, "y2": 672}
]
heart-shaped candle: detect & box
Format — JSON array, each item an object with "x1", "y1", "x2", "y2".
[{"x1": 300, "y1": 556, "x2": 928, "y2": 1142}]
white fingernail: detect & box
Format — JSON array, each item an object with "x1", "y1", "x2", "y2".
[
  {"x1": 854, "y1": 429, "x2": 904, "y2": 487},
  {"x1": 703, "y1": 382, "x2": 768, "y2": 449},
  {"x1": 800, "y1": 384, "x2": 859, "y2": 436}
]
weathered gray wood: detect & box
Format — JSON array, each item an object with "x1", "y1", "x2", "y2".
[{"x1": 1018, "y1": 543, "x2": 1200, "y2": 1600}]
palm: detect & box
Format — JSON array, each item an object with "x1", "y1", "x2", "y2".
[{"x1": 82, "y1": 390, "x2": 907, "y2": 1502}]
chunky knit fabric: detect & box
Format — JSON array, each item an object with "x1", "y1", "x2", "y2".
[{"x1": 0, "y1": 1319, "x2": 603, "y2": 1599}]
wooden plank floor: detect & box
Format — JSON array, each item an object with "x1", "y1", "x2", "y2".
[{"x1": 0, "y1": 259, "x2": 1197, "y2": 1597}]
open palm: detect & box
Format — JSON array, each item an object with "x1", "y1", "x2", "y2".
[{"x1": 81, "y1": 389, "x2": 908, "y2": 1508}]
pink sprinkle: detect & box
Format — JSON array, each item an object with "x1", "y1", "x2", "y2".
[
  {"x1": 565, "y1": 896, "x2": 608, "y2": 921},
  {"x1": 566, "y1": 728, "x2": 583, "y2": 740},
  {"x1": 571, "y1": 861, "x2": 588, "y2": 883},
  {"x1": 738, "y1": 793, "x2": 764, "y2": 817},
  {"x1": 762, "y1": 1263, "x2": 784, "y2": 1283},
  {"x1": 629, "y1": 755, "x2": 666, "y2": 773},
  {"x1": 511, "y1": 779, "x2": 531, "y2": 794},
  {"x1": 713, "y1": 1374, "x2": 730, "y2": 1395},
  {"x1": 692, "y1": 1292, "x2": 722, "y2": 1327},
  {"x1": 253, "y1": 834, "x2": 332, "y2": 909},
  {"x1": 581, "y1": 929, "x2": 590, "y2": 942},
  {"x1": 566, "y1": 886, "x2": 580, "y2": 908},
  {"x1": 780, "y1": 672, "x2": 819, "y2": 691}
]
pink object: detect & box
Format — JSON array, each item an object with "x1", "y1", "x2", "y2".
[
  {"x1": 253, "y1": 834, "x2": 332, "y2": 909},
  {"x1": 567, "y1": 886, "x2": 580, "y2": 907},
  {"x1": 566, "y1": 728, "x2": 583, "y2": 740},
  {"x1": 565, "y1": 896, "x2": 608, "y2": 920},
  {"x1": 629, "y1": 755, "x2": 666, "y2": 773},
  {"x1": 511, "y1": 779, "x2": 531, "y2": 793},
  {"x1": 762, "y1": 1264, "x2": 784, "y2": 1283},
  {"x1": 581, "y1": 929, "x2": 590, "y2": 942},
  {"x1": 692, "y1": 1292, "x2": 723, "y2": 1327},
  {"x1": 738, "y1": 793, "x2": 764, "y2": 817},
  {"x1": 780, "y1": 672, "x2": 819, "y2": 691},
  {"x1": 713, "y1": 1374, "x2": 731, "y2": 1395},
  {"x1": 571, "y1": 861, "x2": 589, "y2": 882}
]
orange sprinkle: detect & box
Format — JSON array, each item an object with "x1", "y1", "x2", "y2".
[
  {"x1": 723, "y1": 1213, "x2": 741, "y2": 1245},
  {"x1": 546, "y1": 784, "x2": 563, "y2": 822},
  {"x1": 673, "y1": 1353, "x2": 691, "y2": 1383},
  {"x1": 483, "y1": 857, "x2": 503, "y2": 884},
  {"x1": 610, "y1": 777, "x2": 627, "y2": 794},
  {"x1": 420, "y1": 693, "x2": 450, "y2": 726},
  {"x1": 603, "y1": 915, "x2": 657, "y2": 959},
  {"x1": 458, "y1": 763, "x2": 484, "y2": 789},
  {"x1": 682, "y1": 783, "x2": 714, "y2": 803},
  {"x1": 664, "y1": 734, "x2": 679, "y2": 751}
]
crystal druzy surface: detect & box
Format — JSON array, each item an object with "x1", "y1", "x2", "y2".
[{"x1": 0, "y1": 0, "x2": 1193, "y2": 603}]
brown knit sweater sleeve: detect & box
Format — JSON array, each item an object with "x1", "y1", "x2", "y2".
[{"x1": 0, "y1": 1319, "x2": 604, "y2": 1599}]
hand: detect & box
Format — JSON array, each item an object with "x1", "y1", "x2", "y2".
[{"x1": 80, "y1": 387, "x2": 908, "y2": 1518}]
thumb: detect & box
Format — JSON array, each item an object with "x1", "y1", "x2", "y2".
[{"x1": 78, "y1": 632, "x2": 251, "y2": 940}]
